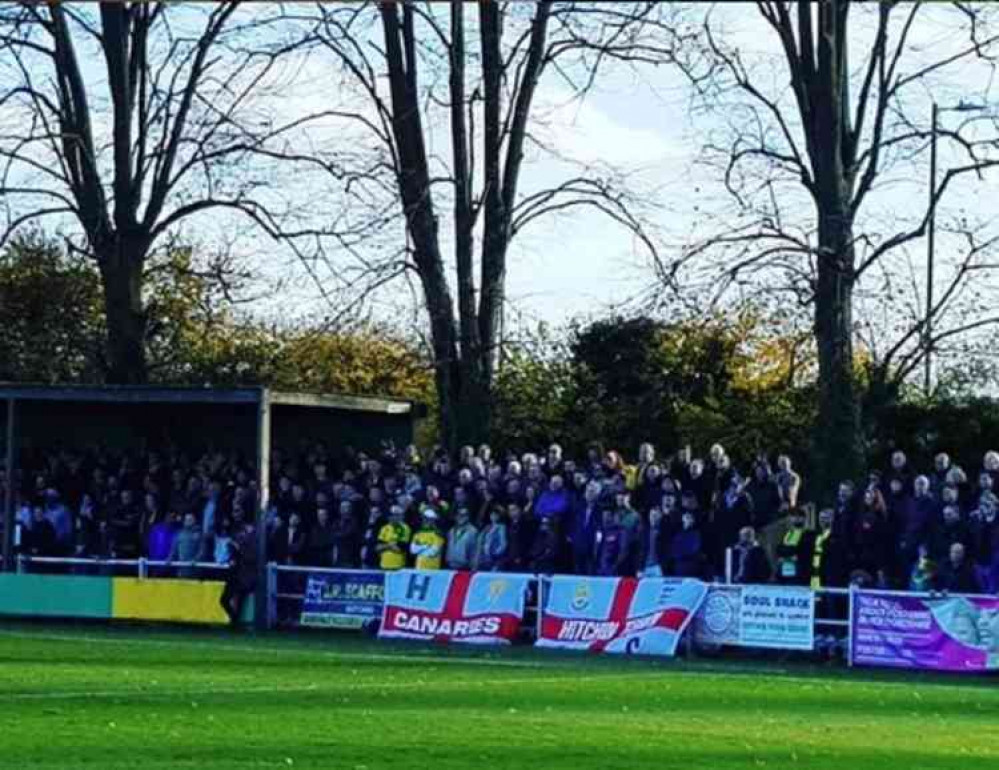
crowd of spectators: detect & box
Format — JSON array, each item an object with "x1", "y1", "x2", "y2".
[{"x1": 4, "y1": 440, "x2": 999, "y2": 595}]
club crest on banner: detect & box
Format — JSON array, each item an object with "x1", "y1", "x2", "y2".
[{"x1": 571, "y1": 580, "x2": 591, "y2": 612}]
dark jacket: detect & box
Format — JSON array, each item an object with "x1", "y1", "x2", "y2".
[
  {"x1": 811, "y1": 528, "x2": 850, "y2": 588},
  {"x1": 332, "y1": 517, "x2": 360, "y2": 568},
  {"x1": 570, "y1": 500, "x2": 601, "y2": 575},
  {"x1": 22, "y1": 519, "x2": 58, "y2": 557},
  {"x1": 746, "y1": 478, "x2": 781, "y2": 529},
  {"x1": 936, "y1": 560, "x2": 982, "y2": 594},
  {"x1": 667, "y1": 528, "x2": 706, "y2": 579},
  {"x1": 529, "y1": 526, "x2": 559, "y2": 574},
  {"x1": 595, "y1": 523, "x2": 630, "y2": 577},
  {"x1": 850, "y1": 510, "x2": 891, "y2": 577},
  {"x1": 506, "y1": 517, "x2": 536, "y2": 573},
  {"x1": 306, "y1": 523, "x2": 337, "y2": 567},
  {"x1": 732, "y1": 543, "x2": 772, "y2": 584}
]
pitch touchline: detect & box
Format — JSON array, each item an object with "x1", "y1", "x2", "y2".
[
  {"x1": 0, "y1": 629, "x2": 544, "y2": 669},
  {"x1": 4, "y1": 673, "x2": 653, "y2": 701}
]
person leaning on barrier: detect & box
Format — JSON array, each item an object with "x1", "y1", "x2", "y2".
[
  {"x1": 936, "y1": 542, "x2": 982, "y2": 595},
  {"x1": 731, "y1": 526, "x2": 771, "y2": 584},
  {"x1": 774, "y1": 507, "x2": 814, "y2": 586},
  {"x1": 476, "y1": 506, "x2": 509, "y2": 572},
  {"x1": 505, "y1": 503, "x2": 535, "y2": 573},
  {"x1": 411, "y1": 509, "x2": 445, "y2": 570},
  {"x1": 167, "y1": 512, "x2": 207, "y2": 578},
  {"x1": 445, "y1": 507, "x2": 478, "y2": 571},
  {"x1": 306, "y1": 506, "x2": 337, "y2": 567},
  {"x1": 810, "y1": 509, "x2": 850, "y2": 590}
]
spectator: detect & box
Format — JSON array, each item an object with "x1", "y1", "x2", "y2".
[
  {"x1": 775, "y1": 455, "x2": 801, "y2": 511},
  {"x1": 377, "y1": 505, "x2": 411, "y2": 571},
  {"x1": 667, "y1": 511, "x2": 707, "y2": 579},
  {"x1": 359, "y1": 506, "x2": 385, "y2": 569},
  {"x1": 74, "y1": 494, "x2": 103, "y2": 558},
  {"x1": 731, "y1": 526, "x2": 772, "y2": 584},
  {"x1": 850, "y1": 488, "x2": 891, "y2": 585},
  {"x1": 529, "y1": 517, "x2": 559, "y2": 574},
  {"x1": 220, "y1": 521, "x2": 257, "y2": 625},
  {"x1": 810, "y1": 509, "x2": 849, "y2": 589},
  {"x1": 306, "y1": 507, "x2": 337, "y2": 567},
  {"x1": 747, "y1": 462, "x2": 781, "y2": 530},
  {"x1": 898, "y1": 475, "x2": 938, "y2": 577},
  {"x1": 970, "y1": 494, "x2": 999, "y2": 593},
  {"x1": 43, "y1": 489, "x2": 73, "y2": 555},
  {"x1": 505, "y1": 503, "x2": 534, "y2": 573},
  {"x1": 774, "y1": 508, "x2": 814, "y2": 586},
  {"x1": 713, "y1": 474, "x2": 754, "y2": 571},
  {"x1": 332, "y1": 505, "x2": 359, "y2": 568},
  {"x1": 534, "y1": 475, "x2": 571, "y2": 530},
  {"x1": 909, "y1": 544, "x2": 938, "y2": 592},
  {"x1": 936, "y1": 542, "x2": 981, "y2": 594},
  {"x1": 931, "y1": 453, "x2": 952, "y2": 496},
  {"x1": 476, "y1": 507, "x2": 508, "y2": 571},
  {"x1": 147, "y1": 511, "x2": 179, "y2": 563},
  {"x1": 285, "y1": 512, "x2": 309, "y2": 566},
  {"x1": 21, "y1": 506, "x2": 58, "y2": 557},
  {"x1": 411, "y1": 509, "x2": 445, "y2": 570},
  {"x1": 638, "y1": 507, "x2": 669, "y2": 578},
  {"x1": 885, "y1": 450, "x2": 911, "y2": 490},
  {"x1": 167, "y1": 513, "x2": 206, "y2": 578},
  {"x1": 570, "y1": 480, "x2": 601, "y2": 575},
  {"x1": 595, "y1": 509, "x2": 630, "y2": 577},
  {"x1": 932, "y1": 505, "x2": 972, "y2": 561},
  {"x1": 446, "y1": 507, "x2": 478, "y2": 571},
  {"x1": 107, "y1": 488, "x2": 141, "y2": 559}
]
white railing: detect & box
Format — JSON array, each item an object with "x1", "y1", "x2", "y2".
[{"x1": 15, "y1": 554, "x2": 231, "y2": 579}]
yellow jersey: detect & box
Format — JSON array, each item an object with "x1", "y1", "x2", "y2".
[
  {"x1": 378, "y1": 522, "x2": 411, "y2": 570},
  {"x1": 411, "y1": 528, "x2": 445, "y2": 571}
]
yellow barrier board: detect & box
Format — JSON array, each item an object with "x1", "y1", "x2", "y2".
[{"x1": 112, "y1": 578, "x2": 230, "y2": 625}]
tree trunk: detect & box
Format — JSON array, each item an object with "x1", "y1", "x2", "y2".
[
  {"x1": 812, "y1": 209, "x2": 862, "y2": 500},
  {"x1": 98, "y1": 242, "x2": 147, "y2": 384}
]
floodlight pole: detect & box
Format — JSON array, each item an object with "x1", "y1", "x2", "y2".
[
  {"x1": 255, "y1": 389, "x2": 272, "y2": 629},
  {"x1": 2, "y1": 398, "x2": 15, "y2": 572}
]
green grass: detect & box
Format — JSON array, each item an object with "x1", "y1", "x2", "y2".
[{"x1": 1, "y1": 621, "x2": 997, "y2": 769}]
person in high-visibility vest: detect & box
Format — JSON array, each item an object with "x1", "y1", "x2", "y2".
[
  {"x1": 810, "y1": 509, "x2": 849, "y2": 589},
  {"x1": 775, "y1": 508, "x2": 815, "y2": 586}
]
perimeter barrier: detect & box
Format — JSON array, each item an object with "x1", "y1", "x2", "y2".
[{"x1": 6, "y1": 557, "x2": 997, "y2": 673}]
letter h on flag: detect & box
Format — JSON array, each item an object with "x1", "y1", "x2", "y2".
[{"x1": 406, "y1": 573, "x2": 432, "y2": 602}]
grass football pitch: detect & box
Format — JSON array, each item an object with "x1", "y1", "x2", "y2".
[{"x1": 1, "y1": 622, "x2": 997, "y2": 769}]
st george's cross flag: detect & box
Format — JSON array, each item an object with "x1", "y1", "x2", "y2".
[
  {"x1": 379, "y1": 569, "x2": 531, "y2": 645},
  {"x1": 536, "y1": 576, "x2": 707, "y2": 656}
]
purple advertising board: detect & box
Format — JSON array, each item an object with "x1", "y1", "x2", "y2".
[{"x1": 850, "y1": 590, "x2": 999, "y2": 673}]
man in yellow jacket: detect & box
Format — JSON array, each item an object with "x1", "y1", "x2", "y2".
[{"x1": 410, "y1": 509, "x2": 445, "y2": 570}]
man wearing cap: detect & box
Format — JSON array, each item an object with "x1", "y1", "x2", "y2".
[{"x1": 410, "y1": 509, "x2": 445, "y2": 570}]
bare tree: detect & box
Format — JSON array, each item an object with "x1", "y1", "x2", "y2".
[
  {"x1": 279, "y1": 0, "x2": 661, "y2": 447},
  {"x1": 0, "y1": 3, "x2": 362, "y2": 383},
  {"x1": 651, "y1": 1, "x2": 999, "y2": 491}
]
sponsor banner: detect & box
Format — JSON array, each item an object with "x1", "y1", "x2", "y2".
[
  {"x1": 113, "y1": 578, "x2": 229, "y2": 625},
  {"x1": 300, "y1": 571, "x2": 385, "y2": 630},
  {"x1": 379, "y1": 570, "x2": 531, "y2": 644},
  {"x1": 694, "y1": 584, "x2": 815, "y2": 651},
  {"x1": 536, "y1": 576, "x2": 707, "y2": 656},
  {"x1": 851, "y1": 590, "x2": 999, "y2": 673}
]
